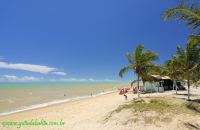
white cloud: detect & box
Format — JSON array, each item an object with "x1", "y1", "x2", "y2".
[
  {"x1": 57, "y1": 78, "x2": 93, "y2": 82},
  {"x1": 49, "y1": 78, "x2": 116, "y2": 82},
  {"x1": 1, "y1": 75, "x2": 40, "y2": 82},
  {"x1": 0, "y1": 61, "x2": 66, "y2": 76},
  {"x1": 21, "y1": 76, "x2": 40, "y2": 81},
  {"x1": 0, "y1": 61, "x2": 55, "y2": 74},
  {"x1": 2, "y1": 75, "x2": 18, "y2": 80},
  {"x1": 52, "y1": 71, "x2": 67, "y2": 76},
  {"x1": 0, "y1": 75, "x2": 117, "y2": 82}
]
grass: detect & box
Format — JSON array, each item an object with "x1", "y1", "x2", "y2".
[
  {"x1": 112, "y1": 98, "x2": 192, "y2": 114},
  {"x1": 105, "y1": 98, "x2": 200, "y2": 124}
]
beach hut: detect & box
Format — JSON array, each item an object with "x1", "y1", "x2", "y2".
[
  {"x1": 151, "y1": 75, "x2": 173, "y2": 91},
  {"x1": 135, "y1": 75, "x2": 185, "y2": 93},
  {"x1": 150, "y1": 75, "x2": 186, "y2": 91}
]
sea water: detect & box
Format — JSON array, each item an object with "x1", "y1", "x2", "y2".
[{"x1": 0, "y1": 82, "x2": 128, "y2": 115}]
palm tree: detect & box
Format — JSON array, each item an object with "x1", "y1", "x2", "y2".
[
  {"x1": 119, "y1": 44, "x2": 158, "y2": 98},
  {"x1": 164, "y1": 56, "x2": 183, "y2": 94},
  {"x1": 190, "y1": 35, "x2": 200, "y2": 84},
  {"x1": 175, "y1": 39, "x2": 200, "y2": 100},
  {"x1": 163, "y1": 0, "x2": 200, "y2": 34},
  {"x1": 163, "y1": 0, "x2": 200, "y2": 100}
]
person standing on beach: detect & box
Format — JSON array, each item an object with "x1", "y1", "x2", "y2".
[{"x1": 123, "y1": 88, "x2": 128, "y2": 100}]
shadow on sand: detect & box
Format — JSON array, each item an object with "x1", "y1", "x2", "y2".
[
  {"x1": 184, "y1": 122, "x2": 200, "y2": 130},
  {"x1": 191, "y1": 99, "x2": 200, "y2": 104},
  {"x1": 176, "y1": 93, "x2": 189, "y2": 96}
]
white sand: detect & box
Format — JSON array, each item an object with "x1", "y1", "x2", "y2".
[{"x1": 0, "y1": 88, "x2": 200, "y2": 130}]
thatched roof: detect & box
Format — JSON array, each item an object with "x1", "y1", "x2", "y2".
[{"x1": 151, "y1": 75, "x2": 171, "y2": 80}]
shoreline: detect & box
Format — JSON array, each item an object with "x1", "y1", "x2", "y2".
[
  {"x1": 0, "y1": 90, "x2": 117, "y2": 116},
  {"x1": 0, "y1": 89, "x2": 200, "y2": 130},
  {"x1": 0, "y1": 91, "x2": 129, "y2": 130}
]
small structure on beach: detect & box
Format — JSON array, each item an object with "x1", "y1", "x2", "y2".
[
  {"x1": 151, "y1": 75, "x2": 173, "y2": 91},
  {"x1": 142, "y1": 75, "x2": 186, "y2": 93}
]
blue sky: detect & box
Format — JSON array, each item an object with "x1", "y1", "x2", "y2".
[{"x1": 0, "y1": 0, "x2": 189, "y2": 82}]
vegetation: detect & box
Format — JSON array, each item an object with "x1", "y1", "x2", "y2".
[
  {"x1": 119, "y1": 44, "x2": 158, "y2": 98},
  {"x1": 112, "y1": 98, "x2": 192, "y2": 114},
  {"x1": 115, "y1": 1, "x2": 200, "y2": 128},
  {"x1": 175, "y1": 40, "x2": 200, "y2": 100},
  {"x1": 163, "y1": 0, "x2": 200, "y2": 34},
  {"x1": 119, "y1": 0, "x2": 200, "y2": 101},
  {"x1": 163, "y1": 0, "x2": 200, "y2": 100},
  {"x1": 106, "y1": 98, "x2": 200, "y2": 124},
  {"x1": 163, "y1": 56, "x2": 183, "y2": 94}
]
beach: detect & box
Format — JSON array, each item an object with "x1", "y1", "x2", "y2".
[
  {"x1": 0, "y1": 93, "x2": 124, "y2": 129},
  {"x1": 1, "y1": 88, "x2": 200, "y2": 130},
  {"x1": 0, "y1": 91, "x2": 126, "y2": 130},
  {"x1": 0, "y1": 0, "x2": 200, "y2": 130}
]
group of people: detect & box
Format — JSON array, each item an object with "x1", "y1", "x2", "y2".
[
  {"x1": 118, "y1": 87, "x2": 130, "y2": 100},
  {"x1": 118, "y1": 86, "x2": 143, "y2": 100}
]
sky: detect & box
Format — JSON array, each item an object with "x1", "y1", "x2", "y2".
[{"x1": 0, "y1": 0, "x2": 190, "y2": 82}]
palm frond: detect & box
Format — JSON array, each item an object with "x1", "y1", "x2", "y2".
[
  {"x1": 188, "y1": 64, "x2": 198, "y2": 72},
  {"x1": 130, "y1": 80, "x2": 137, "y2": 87},
  {"x1": 126, "y1": 53, "x2": 135, "y2": 64},
  {"x1": 119, "y1": 65, "x2": 135, "y2": 78},
  {"x1": 177, "y1": 45, "x2": 186, "y2": 60},
  {"x1": 134, "y1": 44, "x2": 144, "y2": 63},
  {"x1": 163, "y1": 0, "x2": 200, "y2": 33},
  {"x1": 142, "y1": 50, "x2": 158, "y2": 64},
  {"x1": 119, "y1": 44, "x2": 159, "y2": 83}
]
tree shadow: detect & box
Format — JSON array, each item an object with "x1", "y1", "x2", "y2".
[
  {"x1": 186, "y1": 100, "x2": 200, "y2": 113},
  {"x1": 184, "y1": 122, "x2": 200, "y2": 130},
  {"x1": 176, "y1": 93, "x2": 189, "y2": 96},
  {"x1": 191, "y1": 99, "x2": 200, "y2": 104}
]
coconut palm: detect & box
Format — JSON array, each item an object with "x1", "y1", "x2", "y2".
[
  {"x1": 119, "y1": 44, "x2": 158, "y2": 98},
  {"x1": 163, "y1": 0, "x2": 200, "y2": 34},
  {"x1": 175, "y1": 39, "x2": 200, "y2": 100},
  {"x1": 190, "y1": 35, "x2": 200, "y2": 83},
  {"x1": 164, "y1": 56, "x2": 183, "y2": 94},
  {"x1": 163, "y1": 0, "x2": 200, "y2": 100}
]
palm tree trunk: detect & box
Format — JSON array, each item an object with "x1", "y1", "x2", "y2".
[
  {"x1": 187, "y1": 78, "x2": 191, "y2": 101},
  {"x1": 173, "y1": 80, "x2": 177, "y2": 95},
  {"x1": 176, "y1": 82, "x2": 178, "y2": 95},
  {"x1": 143, "y1": 80, "x2": 145, "y2": 93},
  {"x1": 186, "y1": 70, "x2": 191, "y2": 101},
  {"x1": 137, "y1": 74, "x2": 140, "y2": 98}
]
